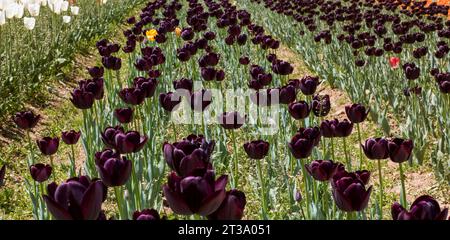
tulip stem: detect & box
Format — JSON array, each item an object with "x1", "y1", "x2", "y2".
[
  {"x1": 70, "y1": 145, "x2": 77, "y2": 177},
  {"x1": 299, "y1": 158, "x2": 310, "y2": 219},
  {"x1": 114, "y1": 187, "x2": 125, "y2": 220},
  {"x1": 231, "y1": 130, "x2": 239, "y2": 189},
  {"x1": 377, "y1": 159, "x2": 384, "y2": 219},
  {"x1": 49, "y1": 155, "x2": 55, "y2": 181},
  {"x1": 26, "y1": 130, "x2": 34, "y2": 166},
  {"x1": 256, "y1": 159, "x2": 268, "y2": 219},
  {"x1": 342, "y1": 137, "x2": 351, "y2": 171},
  {"x1": 330, "y1": 137, "x2": 335, "y2": 161},
  {"x1": 398, "y1": 163, "x2": 407, "y2": 208},
  {"x1": 356, "y1": 123, "x2": 364, "y2": 169}
]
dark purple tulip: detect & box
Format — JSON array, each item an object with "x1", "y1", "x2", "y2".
[
  {"x1": 332, "y1": 119, "x2": 353, "y2": 137},
  {"x1": 207, "y1": 189, "x2": 246, "y2": 220},
  {"x1": 295, "y1": 191, "x2": 302, "y2": 202},
  {"x1": 79, "y1": 78, "x2": 104, "y2": 100},
  {"x1": 392, "y1": 195, "x2": 448, "y2": 220},
  {"x1": 216, "y1": 70, "x2": 225, "y2": 81},
  {"x1": 305, "y1": 160, "x2": 343, "y2": 181},
  {"x1": 36, "y1": 137, "x2": 59, "y2": 156},
  {"x1": 387, "y1": 138, "x2": 414, "y2": 163},
  {"x1": 163, "y1": 171, "x2": 227, "y2": 216},
  {"x1": 127, "y1": 17, "x2": 136, "y2": 24},
  {"x1": 239, "y1": 56, "x2": 250, "y2": 65},
  {"x1": 70, "y1": 88, "x2": 95, "y2": 109},
  {"x1": 114, "y1": 108, "x2": 133, "y2": 124},
  {"x1": 190, "y1": 89, "x2": 212, "y2": 112},
  {"x1": 159, "y1": 92, "x2": 182, "y2": 112},
  {"x1": 288, "y1": 101, "x2": 311, "y2": 120},
  {"x1": 299, "y1": 76, "x2": 320, "y2": 95},
  {"x1": 331, "y1": 171, "x2": 372, "y2": 212},
  {"x1": 237, "y1": 34, "x2": 248, "y2": 45},
  {"x1": 43, "y1": 176, "x2": 106, "y2": 220},
  {"x1": 101, "y1": 126, "x2": 124, "y2": 149},
  {"x1": 13, "y1": 111, "x2": 40, "y2": 129},
  {"x1": 95, "y1": 149, "x2": 120, "y2": 163},
  {"x1": 119, "y1": 87, "x2": 146, "y2": 105},
  {"x1": 102, "y1": 56, "x2": 122, "y2": 70},
  {"x1": 288, "y1": 133, "x2": 315, "y2": 159},
  {"x1": 218, "y1": 112, "x2": 245, "y2": 129},
  {"x1": 320, "y1": 119, "x2": 338, "y2": 138},
  {"x1": 173, "y1": 78, "x2": 193, "y2": 92},
  {"x1": 272, "y1": 60, "x2": 293, "y2": 75},
  {"x1": 438, "y1": 80, "x2": 450, "y2": 93},
  {"x1": 296, "y1": 127, "x2": 321, "y2": 146},
  {"x1": 362, "y1": 138, "x2": 389, "y2": 159},
  {"x1": 87, "y1": 66, "x2": 104, "y2": 78},
  {"x1": 30, "y1": 163, "x2": 52, "y2": 182},
  {"x1": 95, "y1": 156, "x2": 132, "y2": 187},
  {"x1": 345, "y1": 104, "x2": 369, "y2": 123},
  {"x1": 201, "y1": 67, "x2": 217, "y2": 81},
  {"x1": 0, "y1": 165, "x2": 5, "y2": 187},
  {"x1": 279, "y1": 85, "x2": 296, "y2": 104},
  {"x1": 243, "y1": 140, "x2": 270, "y2": 159},
  {"x1": 163, "y1": 134, "x2": 215, "y2": 178},
  {"x1": 403, "y1": 63, "x2": 420, "y2": 80},
  {"x1": 133, "y1": 209, "x2": 161, "y2": 220},
  {"x1": 133, "y1": 77, "x2": 158, "y2": 98},
  {"x1": 204, "y1": 31, "x2": 216, "y2": 40},
  {"x1": 114, "y1": 131, "x2": 148, "y2": 154},
  {"x1": 181, "y1": 28, "x2": 194, "y2": 41},
  {"x1": 61, "y1": 130, "x2": 81, "y2": 145},
  {"x1": 135, "y1": 58, "x2": 152, "y2": 71},
  {"x1": 312, "y1": 95, "x2": 331, "y2": 117}
]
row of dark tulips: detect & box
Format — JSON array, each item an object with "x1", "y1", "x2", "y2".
[
  {"x1": 241, "y1": 0, "x2": 450, "y2": 182},
  {"x1": 1, "y1": 0, "x2": 448, "y2": 220}
]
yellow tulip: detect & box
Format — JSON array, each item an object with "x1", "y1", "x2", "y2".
[
  {"x1": 175, "y1": 27, "x2": 182, "y2": 37},
  {"x1": 146, "y1": 29, "x2": 158, "y2": 42}
]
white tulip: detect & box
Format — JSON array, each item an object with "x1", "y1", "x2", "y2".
[
  {"x1": 0, "y1": 11, "x2": 5, "y2": 26},
  {"x1": 27, "y1": 3, "x2": 39, "y2": 16},
  {"x1": 102, "y1": 0, "x2": 107, "y2": 4},
  {"x1": 62, "y1": 15, "x2": 70, "y2": 23},
  {"x1": 70, "y1": 6, "x2": 78, "y2": 15},
  {"x1": 15, "y1": 3, "x2": 24, "y2": 18},
  {"x1": 5, "y1": 3, "x2": 17, "y2": 19},
  {"x1": 61, "y1": 0, "x2": 68, "y2": 11},
  {"x1": 52, "y1": 0, "x2": 62, "y2": 14},
  {"x1": 23, "y1": 16, "x2": 35, "y2": 30}
]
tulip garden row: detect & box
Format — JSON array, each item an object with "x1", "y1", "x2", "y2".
[
  {"x1": 0, "y1": 0, "x2": 148, "y2": 120},
  {"x1": 0, "y1": 0, "x2": 449, "y2": 220},
  {"x1": 239, "y1": 0, "x2": 450, "y2": 182}
]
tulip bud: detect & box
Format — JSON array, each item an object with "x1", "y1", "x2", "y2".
[
  {"x1": 387, "y1": 138, "x2": 413, "y2": 163},
  {"x1": 218, "y1": 112, "x2": 245, "y2": 129},
  {"x1": 133, "y1": 209, "x2": 161, "y2": 220},
  {"x1": 30, "y1": 164, "x2": 52, "y2": 182},
  {"x1": 243, "y1": 140, "x2": 269, "y2": 159},
  {"x1": 61, "y1": 130, "x2": 81, "y2": 145},
  {"x1": 114, "y1": 108, "x2": 133, "y2": 124},
  {"x1": 345, "y1": 103, "x2": 369, "y2": 123},
  {"x1": 36, "y1": 137, "x2": 60, "y2": 155},
  {"x1": 288, "y1": 101, "x2": 311, "y2": 120},
  {"x1": 392, "y1": 195, "x2": 448, "y2": 220},
  {"x1": 13, "y1": 111, "x2": 40, "y2": 129}
]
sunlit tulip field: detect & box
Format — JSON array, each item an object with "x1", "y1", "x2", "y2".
[{"x1": 0, "y1": 0, "x2": 449, "y2": 220}]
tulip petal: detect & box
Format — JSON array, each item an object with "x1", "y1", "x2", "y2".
[
  {"x1": 163, "y1": 185, "x2": 193, "y2": 215},
  {"x1": 80, "y1": 181, "x2": 104, "y2": 220},
  {"x1": 43, "y1": 195, "x2": 73, "y2": 220},
  {"x1": 198, "y1": 188, "x2": 227, "y2": 216}
]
